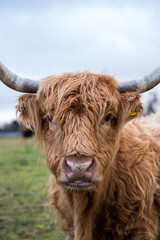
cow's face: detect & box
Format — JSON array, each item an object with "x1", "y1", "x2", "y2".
[{"x1": 17, "y1": 73, "x2": 143, "y2": 191}]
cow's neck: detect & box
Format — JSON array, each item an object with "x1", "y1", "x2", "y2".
[
  {"x1": 72, "y1": 192, "x2": 94, "y2": 240},
  {"x1": 68, "y1": 165, "x2": 113, "y2": 240}
]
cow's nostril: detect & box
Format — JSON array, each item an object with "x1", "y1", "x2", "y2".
[
  {"x1": 63, "y1": 159, "x2": 73, "y2": 174},
  {"x1": 86, "y1": 159, "x2": 96, "y2": 174}
]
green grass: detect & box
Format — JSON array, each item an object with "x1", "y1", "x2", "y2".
[{"x1": 0, "y1": 137, "x2": 64, "y2": 240}]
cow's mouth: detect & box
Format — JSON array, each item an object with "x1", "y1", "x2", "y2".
[{"x1": 67, "y1": 180, "x2": 93, "y2": 188}]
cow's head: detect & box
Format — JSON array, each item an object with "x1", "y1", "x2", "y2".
[{"x1": 1, "y1": 61, "x2": 160, "y2": 191}]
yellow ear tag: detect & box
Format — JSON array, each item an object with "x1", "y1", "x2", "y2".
[{"x1": 130, "y1": 111, "x2": 137, "y2": 117}]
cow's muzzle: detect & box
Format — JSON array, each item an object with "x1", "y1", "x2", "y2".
[{"x1": 63, "y1": 155, "x2": 96, "y2": 188}]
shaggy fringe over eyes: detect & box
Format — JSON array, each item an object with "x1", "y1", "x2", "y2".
[
  {"x1": 15, "y1": 72, "x2": 120, "y2": 149},
  {"x1": 16, "y1": 73, "x2": 143, "y2": 149},
  {"x1": 38, "y1": 72, "x2": 120, "y2": 125},
  {"x1": 15, "y1": 73, "x2": 143, "y2": 150},
  {"x1": 16, "y1": 94, "x2": 44, "y2": 146}
]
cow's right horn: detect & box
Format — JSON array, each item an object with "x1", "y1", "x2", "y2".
[
  {"x1": 118, "y1": 65, "x2": 160, "y2": 93},
  {"x1": 0, "y1": 61, "x2": 42, "y2": 93}
]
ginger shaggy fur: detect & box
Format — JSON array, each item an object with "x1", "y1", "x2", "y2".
[{"x1": 16, "y1": 72, "x2": 160, "y2": 240}]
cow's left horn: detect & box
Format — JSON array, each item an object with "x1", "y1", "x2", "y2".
[
  {"x1": 118, "y1": 65, "x2": 160, "y2": 93},
  {"x1": 0, "y1": 61, "x2": 41, "y2": 93}
]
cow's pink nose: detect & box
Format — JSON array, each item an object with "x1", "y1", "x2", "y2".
[{"x1": 63, "y1": 155, "x2": 96, "y2": 185}]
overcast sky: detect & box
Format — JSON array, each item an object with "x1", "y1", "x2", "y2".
[{"x1": 0, "y1": 0, "x2": 160, "y2": 126}]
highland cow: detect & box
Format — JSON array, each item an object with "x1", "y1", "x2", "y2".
[{"x1": 1, "y1": 61, "x2": 160, "y2": 240}]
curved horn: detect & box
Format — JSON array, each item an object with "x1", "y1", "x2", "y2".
[
  {"x1": 0, "y1": 61, "x2": 42, "y2": 93},
  {"x1": 118, "y1": 65, "x2": 160, "y2": 93}
]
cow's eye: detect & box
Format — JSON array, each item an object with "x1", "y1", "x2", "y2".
[
  {"x1": 101, "y1": 114, "x2": 112, "y2": 125},
  {"x1": 104, "y1": 114, "x2": 112, "y2": 122},
  {"x1": 48, "y1": 115, "x2": 53, "y2": 122}
]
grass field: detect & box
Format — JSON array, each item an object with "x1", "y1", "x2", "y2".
[{"x1": 0, "y1": 137, "x2": 64, "y2": 240}]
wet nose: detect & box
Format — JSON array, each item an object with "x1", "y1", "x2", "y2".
[{"x1": 63, "y1": 155, "x2": 96, "y2": 181}]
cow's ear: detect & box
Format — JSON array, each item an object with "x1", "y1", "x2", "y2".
[
  {"x1": 16, "y1": 94, "x2": 43, "y2": 142},
  {"x1": 118, "y1": 92, "x2": 143, "y2": 125}
]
